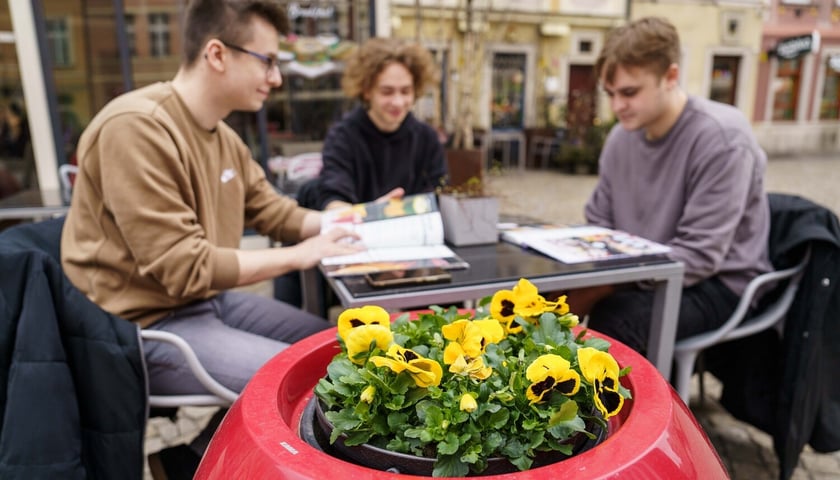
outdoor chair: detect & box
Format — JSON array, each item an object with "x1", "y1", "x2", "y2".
[
  {"x1": 672, "y1": 198, "x2": 811, "y2": 405},
  {"x1": 0, "y1": 217, "x2": 235, "y2": 478}
]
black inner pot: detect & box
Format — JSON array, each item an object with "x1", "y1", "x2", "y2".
[{"x1": 298, "y1": 396, "x2": 606, "y2": 477}]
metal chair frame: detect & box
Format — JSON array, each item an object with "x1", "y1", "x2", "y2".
[{"x1": 672, "y1": 247, "x2": 810, "y2": 404}]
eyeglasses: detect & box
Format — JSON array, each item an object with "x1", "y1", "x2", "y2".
[{"x1": 221, "y1": 41, "x2": 279, "y2": 76}]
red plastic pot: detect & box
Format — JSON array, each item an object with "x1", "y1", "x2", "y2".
[{"x1": 195, "y1": 328, "x2": 728, "y2": 479}]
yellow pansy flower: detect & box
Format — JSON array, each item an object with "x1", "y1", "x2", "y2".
[
  {"x1": 442, "y1": 319, "x2": 505, "y2": 363},
  {"x1": 525, "y1": 354, "x2": 581, "y2": 403},
  {"x1": 337, "y1": 305, "x2": 390, "y2": 342},
  {"x1": 459, "y1": 393, "x2": 478, "y2": 412},
  {"x1": 360, "y1": 385, "x2": 376, "y2": 404},
  {"x1": 578, "y1": 347, "x2": 624, "y2": 418},
  {"x1": 449, "y1": 354, "x2": 492, "y2": 380},
  {"x1": 370, "y1": 345, "x2": 443, "y2": 388},
  {"x1": 344, "y1": 324, "x2": 393, "y2": 364}
]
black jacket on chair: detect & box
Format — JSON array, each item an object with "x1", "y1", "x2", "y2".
[
  {"x1": 0, "y1": 217, "x2": 147, "y2": 480},
  {"x1": 709, "y1": 193, "x2": 840, "y2": 480}
]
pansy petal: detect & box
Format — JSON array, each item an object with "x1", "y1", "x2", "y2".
[
  {"x1": 593, "y1": 379, "x2": 624, "y2": 418},
  {"x1": 344, "y1": 324, "x2": 393, "y2": 364},
  {"x1": 443, "y1": 342, "x2": 467, "y2": 365},
  {"x1": 460, "y1": 393, "x2": 478, "y2": 412},
  {"x1": 490, "y1": 290, "x2": 517, "y2": 323},
  {"x1": 337, "y1": 305, "x2": 390, "y2": 341},
  {"x1": 578, "y1": 347, "x2": 620, "y2": 384}
]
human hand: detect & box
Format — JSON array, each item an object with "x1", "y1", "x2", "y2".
[
  {"x1": 294, "y1": 227, "x2": 364, "y2": 269},
  {"x1": 374, "y1": 187, "x2": 405, "y2": 204}
]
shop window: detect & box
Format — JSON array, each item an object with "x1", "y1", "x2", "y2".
[
  {"x1": 148, "y1": 13, "x2": 170, "y2": 58},
  {"x1": 772, "y1": 58, "x2": 801, "y2": 121},
  {"x1": 819, "y1": 56, "x2": 840, "y2": 119},
  {"x1": 45, "y1": 17, "x2": 72, "y2": 68},
  {"x1": 124, "y1": 14, "x2": 136, "y2": 56},
  {"x1": 710, "y1": 55, "x2": 739, "y2": 106},
  {"x1": 491, "y1": 52, "x2": 526, "y2": 129}
]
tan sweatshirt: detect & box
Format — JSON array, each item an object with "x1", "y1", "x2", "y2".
[{"x1": 61, "y1": 82, "x2": 308, "y2": 327}]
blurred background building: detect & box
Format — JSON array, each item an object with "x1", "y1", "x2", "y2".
[{"x1": 1, "y1": 0, "x2": 839, "y2": 196}]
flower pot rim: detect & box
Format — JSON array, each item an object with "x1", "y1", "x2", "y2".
[{"x1": 196, "y1": 327, "x2": 728, "y2": 479}]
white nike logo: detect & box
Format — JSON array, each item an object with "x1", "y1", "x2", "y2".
[{"x1": 220, "y1": 169, "x2": 236, "y2": 183}]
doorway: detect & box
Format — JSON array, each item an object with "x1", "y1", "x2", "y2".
[{"x1": 566, "y1": 64, "x2": 597, "y2": 143}]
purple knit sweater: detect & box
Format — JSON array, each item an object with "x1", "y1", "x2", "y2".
[{"x1": 585, "y1": 96, "x2": 772, "y2": 295}]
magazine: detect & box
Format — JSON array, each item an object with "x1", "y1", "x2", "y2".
[
  {"x1": 501, "y1": 225, "x2": 671, "y2": 264},
  {"x1": 319, "y1": 193, "x2": 469, "y2": 277}
]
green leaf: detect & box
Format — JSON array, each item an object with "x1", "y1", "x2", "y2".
[
  {"x1": 433, "y1": 454, "x2": 470, "y2": 478},
  {"x1": 387, "y1": 411, "x2": 409, "y2": 429},
  {"x1": 546, "y1": 415, "x2": 587, "y2": 439},
  {"x1": 437, "y1": 431, "x2": 461, "y2": 455},
  {"x1": 326, "y1": 357, "x2": 359, "y2": 380},
  {"x1": 483, "y1": 431, "x2": 504, "y2": 452},
  {"x1": 500, "y1": 439, "x2": 526, "y2": 458},
  {"x1": 325, "y1": 409, "x2": 361, "y2": 432},
  {"x1": 486, "y1": 408, "x2": 510, "y2": 429},
  {"x1": 508, "y1": 453, "x2": 534, "y2": 471},
  {"x1": 549, "y1": 400, "x2": 579, "y2": 425},
  {"x1": 583, "y1": 336, "x2": 611, "y2": 351},
  {"x1": 342, "y1": 429, "x2": 374, "y2": 446}
]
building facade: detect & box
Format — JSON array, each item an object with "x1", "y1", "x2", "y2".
[
  {"x1": 753, "y1": 0, "x2": 840, "y2": 154},
  {"x1": 385, "y1": 0, "x2": 627, "y2": 137}
]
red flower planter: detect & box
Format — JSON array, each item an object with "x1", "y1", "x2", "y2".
[{"x1": 195, "y1": 328, "x2": 728, "y2": 479}]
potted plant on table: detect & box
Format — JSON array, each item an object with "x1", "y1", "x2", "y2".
[
  {"x1": 314, "y1": 278, "x2": 631, "y2": 477},
  {"x1": 436, "y1": 175, "x2": 499, "y2": 247}
]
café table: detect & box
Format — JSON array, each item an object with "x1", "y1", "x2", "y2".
[
  {"x1": 0, "y1": 188, "x2": 68, "y2": 222},
  {"x1": 322, "y1": 241, "x2": 684, "y2": 380}
]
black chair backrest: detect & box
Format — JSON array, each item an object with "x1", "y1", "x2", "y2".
[{"x1": 0, "y1": 215, "x2": 65, "y2": 261}]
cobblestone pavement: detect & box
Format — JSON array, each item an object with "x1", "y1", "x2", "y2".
[{"x1": 143, "y1": 154, "x2": 840, "y2": 479}]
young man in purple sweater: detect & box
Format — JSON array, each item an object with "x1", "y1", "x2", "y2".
[{"x1": 577, "y1": 17, "x2": 772, "y2": 353}]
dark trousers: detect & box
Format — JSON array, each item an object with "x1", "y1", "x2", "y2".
[{"x1": 586, "y1": 276, "x2": 740, "y2": 354}]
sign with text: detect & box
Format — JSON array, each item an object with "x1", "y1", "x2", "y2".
[{"x1": 774, "y1": 31, "x2": 820, "y2": 60}]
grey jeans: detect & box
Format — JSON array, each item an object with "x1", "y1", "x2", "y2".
[{"x1": 144, "y1": 291, "x2": 330, "y2": 395}]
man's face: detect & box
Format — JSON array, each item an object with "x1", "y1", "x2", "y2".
[
  {"x1": 601, "y1": 64, "x2": 674, "y2": 135},
  {"x1": 227, "y1": 17, "x2": 282, "y2": 112},
  {"x1": 364, "y1": 62, "x2": 415, "y2": 133}
]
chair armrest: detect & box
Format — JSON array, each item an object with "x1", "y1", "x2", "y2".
[
  {"x1": 675, "y1": 247, "x2": 810, "y2": 352},
  {"x1": 140, "y1": 329, "x2": 239, "y2": 404}
]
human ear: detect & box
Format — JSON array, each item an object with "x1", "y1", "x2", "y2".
[
  {"x1": 663, "y1": 63, "x2": 680, "y2": 89},
  {"x1": 203, "y1": 39, "x2": 226, "y2": 71}
]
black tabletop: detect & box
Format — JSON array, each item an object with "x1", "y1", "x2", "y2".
[{"x1": 339, "y1": 241, "x2": 672, "y2": 299}]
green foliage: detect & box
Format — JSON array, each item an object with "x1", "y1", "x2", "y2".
[{"x1": 316, "y1": 285, "x2": 631, "y2": 477}]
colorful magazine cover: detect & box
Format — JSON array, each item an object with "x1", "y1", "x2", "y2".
[{"x1": 319, "y1": 193, "x2": 469, "y2": 276}]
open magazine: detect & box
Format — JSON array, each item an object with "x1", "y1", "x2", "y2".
[
  {"x1": 501, "y1": 225, "x2": 671, "y2": 264},
  {"x1": 319, "y1": 192, "x2": 469, "y2": 277}
]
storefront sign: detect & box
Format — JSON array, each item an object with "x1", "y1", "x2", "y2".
[
  {"x1": 288, "y1": 3, "x2": 335, "y2": 20},
  {"x1": 774, "y1": 31, "x2": 820, "y2": 60}
]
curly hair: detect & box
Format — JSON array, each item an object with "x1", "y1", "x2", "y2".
[
  {"x1": 595, "y1": 17, "x2": 680, "y2": 84},
  {"x1": 341, "y1": 37, "x2": 439, "y2": 101},
  {"x1": 182, "y1": 0, "x2": 289, "y2": 67}
]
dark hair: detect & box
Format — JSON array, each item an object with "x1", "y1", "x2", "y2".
[
  {"x1": 341, "y1": 37, "x2": 439, "y2": 101},
  {"x1": 182, "y1": 0, "x2": 289, "y2": 66},
  {"x1": 595, "y1": 17, "x2": 680, "y2": 83}
]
